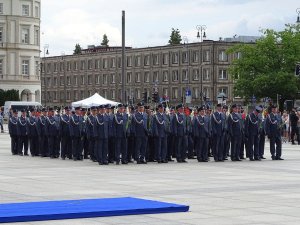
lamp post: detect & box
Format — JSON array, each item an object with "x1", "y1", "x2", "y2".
[
  {"x1": 297, "y1": 8, "x2": 300, "y2": 23},
  {"x1": 183, "y1": 36, "x2": 190, "y2": 104},
  {"x1": 196, "y1": 25, "x2": 207, "y2": 42},
  {"x1": 43, "y1": 44, "x2": 49, "y2": 58}
]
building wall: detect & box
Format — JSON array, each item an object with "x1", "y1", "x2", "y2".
[
  {"x1": 0, "y1": 0, "x2": 41, "y2": 103},
  {"x1": 41, "y1": 41, "x2": 243, "y2": 107}
]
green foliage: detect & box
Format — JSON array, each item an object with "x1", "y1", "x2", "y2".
[
  {"x1": 228, "y1": 24, "x2": 300, "y2": 104},
  {"x1": 73, "y1": 43, "x2": 82, "y2": 55},
  {"x1": 101, "y1": 34, "x2": 109, "y2": 47},
  {"x1": 168, "y1": 28, "x2": 182, "y2": 45},
  {"x1": 0, "y1": 89, "x2": 20, "y2": 106}
]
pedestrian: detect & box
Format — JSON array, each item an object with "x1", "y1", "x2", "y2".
[
  {"x1": 8, "y1": 109, "x2": 19, "y2": 155},
  {"x1": 228, "y1": 104, "x2": 242, "y2": 161},
  {"x1": 290, "y1": 108, "x2": 299, "y2": 145},
  {"x1": 18, "y1": 109, "x2": 28, "y2": 156}
]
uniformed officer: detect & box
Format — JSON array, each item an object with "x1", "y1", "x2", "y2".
[
  {"x1": 186, "y1": 107, "x2": 195, "y2": 159},
  {"x1": 211, "y1": 104, "x2": 224, "y2": 162},
  {"x1": 107, "y1": 105, "x2": 116, "y2": 163},
  {"x1": 265, "y1": 105, "x2": 284, "y2": 160},
  {"x1": 53, "y1": 109, "x2": 61, "y2": 158},
  {"x1": 205, "y1": 106, "x2": 213, "y2": 158},
  {"x1": 145, "y1": 106, "x2": 155, "y2": 162},
  {"x1": 27, "y1": 108, "x2": 39, "y2": 156},
  {"x1": 192, "y1": 106, "x2": 210, "y2": 162},
  {"x1": 8, "y1": 109, "x2": 19, "y2": 155},
  {"x1": 45, "y1": 108, "x2": 58, "y2": 158},
  {"x1": 69, "y1": 107, "x2": 84, "y2": 161},
  {"x1": 95, "y1": 105, "x2": 109, "y2": 165},
  {"x1": 228, "y1": 104, "x2": 242, "y2": 161},
  {"x1": 86, "y1": 106, "x2": 97, "y2": 162},
  {"x1": 238, "y1": 105, "x2": 246, "y2": 159},
  {"x1": 60, "y1": 106, "x2": 72, "y2": 160},
  {"x1": 18, "y1": 109, "x2": 28, "y2": 156},
  {"x1": 245, "y1": 106, "x2": 262, "y2": 161},
  {"x1": 127, "y1": 105, "x2": 135, "y2": 163},
  {"x1": 37, "y1": 108, "x2": 48, "y2": 157},
  {"x1": 171, "y1": 104, "x2": 187, "y2": 163},
  {"x1": 258, "y1": 107, "x2": 266, "y2": 159},
  {"x1": 81, "y1": 108, "x2": 89, "y2": 159},
  {"x1": 152, "y1": 104, "x2": 168, "y2": 163},
  {"x1": 131, "y1": 102, "x2": 148, "y2": 164},
  {"x1": 222, "y1": 105, "x2": 230, "y2": 160},
  {"x1": 113, "y1": 104, "x2": 128, "y2": 164}
]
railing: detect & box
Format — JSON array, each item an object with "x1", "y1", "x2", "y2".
[{"x1": 0, "y1": 74, "x2": 40, "y2": 81}]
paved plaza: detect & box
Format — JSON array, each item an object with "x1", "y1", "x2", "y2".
[{"x1": 0, "y1": 132, "x2": 300, "y2": 225}]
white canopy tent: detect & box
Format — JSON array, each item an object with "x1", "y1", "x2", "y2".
[{"x1": 71, "y1": 93, "x2": 119, "y2": 108}]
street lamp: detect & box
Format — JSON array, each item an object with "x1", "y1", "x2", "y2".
[
  {"x1": 297, "y1": 8, "x2": 300, "y2": 23},
  {"x1": 196, "y1": 25, "x2": 207, "y2": 42},
  {"x1": 43, "y1": 44, "x2": 49, "y2": 58}
]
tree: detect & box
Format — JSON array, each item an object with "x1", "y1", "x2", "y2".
[
  {"x1": 101, "y1": 34, "x2": 109, "y2": 47},
  {"x1": 227, "y1": 24, "x2": 300, "y2": 105},
  {"x1": 73, "y1": 43, "x2": 82, "y2": 55},
  {"x1": 0, "y1": 89, "x2": 20, "y2": 106},
  {"x1": 168, "y1": 28, "x2": 182, "y2": 45}
]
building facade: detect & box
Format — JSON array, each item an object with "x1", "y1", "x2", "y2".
[
  {"x1": 0, "y1": 0, "x2": 41, "y2": 102},
  {"x1": 41, "y1": 40, "x2": 244, "y2": 107}
]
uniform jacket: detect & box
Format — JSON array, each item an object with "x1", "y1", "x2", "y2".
[
  {"x1": 131, "y1": 112, "x2": 148, "y2": 137},
  {"x1": 211, "y1": 111, "x2": 223, "y2": 136},
  {"x1": 152, "y1": 112, "x2": 168, "y2": 138},
  {"x1": 265, "y1": 113, "x2": 281, "y2": 138},
  {"x1": 245, "y1": 112, "x2": 259, "y2": 137},
  {"x1": 36, "y1": 115, "x2": 47, "y2": 137},
  {"x1": 8, "y1": 116, "x2": 20, "y2": 136},
  {"x1": 45, "y1": 116, "x2": 57, "y2": 137},
  {"x1": 227, "y1": 112, "x2": 242, "y2": 137},
  {"x1": 192, "y1": 115, "x2": 210, "y2": 138},
  {"x1": 171, "y1": 113, "x2": 186, "y2": 137},
  {"x1": 18, "y1": 116, "x2": 28, "y2": 136},
  {"x1": 96, "y1": 113, "x2": 109, "y2": 139},
  {"x1": 112, "y1": 112, "x2": 128, "y2": 138},
  {"x1": 69, "y1": 114, "x2": 83, "y2": 137},
  {"x1": 27, "y1": 116, "x2": 38, "y2": 137},
  {"x1": 60, "y1": 114, "x2": 70, "y2": 137}
]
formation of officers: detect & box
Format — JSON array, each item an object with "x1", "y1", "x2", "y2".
[{"x1": 8, "y1": 102, "x2": 284, "y2": 165}]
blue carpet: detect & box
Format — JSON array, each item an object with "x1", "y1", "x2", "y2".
[{"x1": 0, "y1": 197, "x2": 189, "y2": 223}]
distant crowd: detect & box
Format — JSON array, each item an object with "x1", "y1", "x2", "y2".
[{"x1": 2, "y1": 103, "x2": 300, "y2": 165}]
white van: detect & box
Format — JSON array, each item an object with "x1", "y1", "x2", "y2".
[{"x1": 4, "y1": 101, "x2": 42, "y2": 117}]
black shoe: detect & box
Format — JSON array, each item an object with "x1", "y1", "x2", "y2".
[
  {"x1": 271, "y1": 156, "x2": 276, "y2": 160},
  {"x1": 223, "y1": 158, "x2": 228, "y2": 160},
  {"x1": 201, "y1": 159, "x2": 208, "y2": 162},
  {"x1": 162, "y1": 160, "x2": 168, "y2": 163},
  {"x1": 18, "y1": 153, "x2": 23, "y2": 156},
  {"x1": 254, "y1": 158, "x2": 261, "y2": 161},
  {"x1": 84, "y1": 156, "x2": 89, "y2": 159},
  {"x1": 218, "y1": 159, "x2": 224, "y2": 162},
  {"x1": 182, "y1": 159, "x2": 188, "y2": 163},
  {"x1": 128, "y1": 160, "x2": 134, "y2": 163},
  {"x1": 103, "y1": 161, "x2": 109, "y2": 165},
  {"x1": 177, "y1": 159, "x2": 183, "y2": 163},
  {"x1": 116, "y1": 161, "x2": 120, "y2": 165},
  {"x1": 236, "y1": 159, "x2": 242, "y2": 161},
  {"x1": 276, "y1": 157, "x2": 284, "y2": 160},
  {"x1": 137, "y1": 161, "x2": 142, "y2": 164},
  {"x1": 62, "y1": 157, "x2": 65, "y2": 160},
  {"x1": 157, "y1": 160, "x2": 162, "y2": 163},
  {"x1": 188, "y1": 156, "x2": 196, "y2": 159},
  {"x1": 122, "y1": 161, "x2": 128, "y2": 164},
  {"x1": 168, "y1": 158, "x2": 175, "y2": 162},
  {"x1": 240, "y1": 157, "x2": 245, "y2": 160},
  {"x1": 250, "y1": 158, "x2": 255, "y2": 161},
  {"x1": 24, "y1": 153, "x2": 29, "y2": 156},
  {"x1": 260, "y1": 156, "x2": 266, "y2": 159}
]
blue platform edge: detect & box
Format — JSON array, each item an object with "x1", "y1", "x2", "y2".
[{"x1": 0, "y1": 197, "x2": 189, "y2": 223}]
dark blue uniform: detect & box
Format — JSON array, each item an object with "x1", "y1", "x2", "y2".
[
  {"x1": 112, "y1": 112, "x2": 128, "y2": 164},
  {"x1": 69, "y1": 114, "x2": 84, "y2": 160},
  {"x1": 45, "y1": 115, "x2": 58, "y2": 158},
  {"x1": 27, "y1": 115, "x2": 39, "y2": 156},
  {"x1": 8, "y1": 116, "x2": 20, "y2": 155},
  {"x1": 95, "y1": 113, "x2": 109, "y2": 164},
  {"x1": 152, "y1": 112, "x2": 168, "y2": 163},
  {"x1": 245, "y1": 112, "x2": 260, "y2": 160},
  {"x1": 192, "y1": 115, "x2": 210, "y2": 162},
  {"x1": 37, "y1": 115, "x2": 48, "y2": 157},
  {"x1": 60, "y1": 114, "x2": 72, "y2": 159},
  {"x1": 228, "y1": 113, "x2": 242, "y2": 161},
  {"x1": 186, "y1": 115, "x2": 194, "y2": 159},
  {"x1": 211, "y1": 112, "x2": 224, "y2": 161},
  {"x1": 131, "y1": 112, "x2": 148, "y2": 163},
  {"x1": 86, "y1": 114, "x2": 97, "y2": 161},
  {"x1": 108, "y1": 113, "x2": 115, "y2": 163},
  {"x1": 171, "y1": 113, "x2": 187, "y2": 162},
  {"x1": 258, "y1": 114, "x2": 266, "y2": 158},
  {"x1": 54, "y1": 114, "x2": 61, "y2": 158},
  {"x1": 18, "y1": 116, "x2": 28, "y2": 155},
  {"x1": 265, "y1": 113, "x2": 282, "y2": 159}
]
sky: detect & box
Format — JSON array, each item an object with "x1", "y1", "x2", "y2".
[{"x1": 41, "y1": 0, "x2": 300, "y2": 56}]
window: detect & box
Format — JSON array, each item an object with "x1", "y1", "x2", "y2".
[
  {"x1": 136, "y1": 89, "x2": 141, "y2": 99},
  {"x1": 53, "y1": 77, "x2": 57, "y2": 86},
  {"x1": 111, "y1": 73, "x2": 116, "y2": 83},
  {"x1": 67, "y1": 76, "x2": 71, "y2": 86},
  {"x1": 88, "y1": 90, "x2": 92, "y2": 97},
  {"x1": 22, "y1": 5, "x2": 29, "y2": 16},
  {"x1": 193, "y1": 88, "x2": 199, "y2": 99},
  {"x1": 163, "y1": 53, "x2": 168, "y2": 65},
  {"x1": 95, "y1": 59, "x2": 100, "y2": 69},
  {"x1": 73, "y1": 77, "x2": 77, "y2": 86},
  {"x1": 118, "y1": 73, "x2": 122, "y2": 83},
  {"x1": 126, "y1": 56, "x2": 132, "y2": 67},
  {"x1": 163, "y1": 71, "x2": 168, "y2": 82},
  {"x1": 35, "y1": 6, "x2": 39, "y2": 18},
  {"x1": 103, "y1": 74, "x2": 108, "y2": 84},
  {"x1": 235, "y1": 52, "x2": 242, "y2": 59},
  {"x1": 182, "y1": 52, "x2": 188, "y2": 63},
  {"x1": 53, "y1": 92, "x2": 57, "y2": 100},
  {"x1": 153, "y1": 54, "x2": 159, "y2": 65},
  {"x1": 192, "y1": 51, "x2": 199, "y2": 63},
  {"x1": 74, "y1": 61, "x2": 78, "y2": 70},
  {"x1": 46, "y1": 78, "x2": 51, "y2": 86},
  {"x1": 22, "y1": 60, "x2": 29, "y2": 75},
  {"x1": 203, "y1": 68, "x2": 210, "y2": 80},
  {"x1": 219, "y1": 69, "x2": 227, "y2": 80},
  {"x1": 153, "y1": 71, "x2": 159, "y2": 83},
  {"x1": 54, "y1": 63, "x2": 58, "y2": 72},
  {"x1": 163, "y1": 88, "x2": 168, "y2": 97},
  {"x1": 80, "y1": 60, "x2": 85, "y2": 70},
  {"x1": 0, "y1": 27, "x2": 3, "y2": 42},
  {"x1": 95, "y1": 75, "x2": 100, "y2": 84},
  {"x1": 117, "y1": 57, "x2": 121, "y2": 68},
  {"x1": 172, "y1": 88, "x2": 178, "y2": 99},
  {"x1": 182, "y1": 69, "x2": 188, "y2": 81},
  {"x1": 135, "y1": 56, "x2": 141, "y2": 67},
  {"x1": 34, "y1": 29, "x2": 39, "y2": 45},
  {"x1": 80, "y1": 91, "x2": 85, "y2": 99},
  {"x1": 172, "y1": 52, "x2": 179, "y2": 64},
  {"x1": 111, "y1": 90, "x2": 115, "y2": 99},
  {"x1": 67, "y1": 91, "x2": 71, "y2": 100},
  {"x1": 0, "y1": 59, "x2": 3, "y2": 77},
  {"x1": 60, "y1": 77, "x2": 64, "y2": 86},
  {"x1": 35, "y1": 61, "x2": 39, "y2": 76},
  {"x1": 203, "y1": 50, "x2": 210, "y2": 62},
  {"x1": 0, "y1": 3, "x2": 3, "y2": 14},
  {"x1": 21, "y1": 28, "x2": 29, "y2": 44},
  {"x1": 111, "y1": 58, "x2": 116, "y2": 68},
  {"x1": 60, "y1": 62, "x2": 64, "y2": 72},
  {"x1": 126, "y1": 72, "x2": 132, "y2": 83},
  {"x1": 193, "y1": 69, "x2": 199, "y2": 81},
  {"x1": 218, "y1": 87, "x2": 228, "y2": 95},
  {"x1": 88, "y1": 75, "x2": 92, "y2": 85},
  {"x1": 103, "y1": 58, "x2": 108, "y2": 69},
  {"x1": 74, "y1": 91, "x2": 78, "y2": 100},
  {"x1": 144, "y1": 55, "x2": 150, "y2": 66},
  {"x1": 81, "y1": 75, "x2": 85, "y2": 85},
  {"x1": 172, "y1": 70, "x2": 179, "y2": 81},
  {"x1": 103, "y1": 90, "x2": 107, "y2": 98},
  {"x1": 67, "y1": 62, "x2": 71, "y2": 71},
  {"x1": 135, "y1": 72, "x2": 141, "y2": 83},
  {"x1": 88, "y1": 60, "x2": 93, "y2": 69},
  {"x1": 144, "y1": 72, "x2": 150, "y2": 83},
  {"x1": 203, "y1": 87, "x2": 210, "y2": 98},
  {"x1": 218, "y1": 50, "x2": 228, "y2": 62}
]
